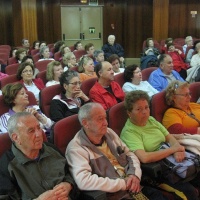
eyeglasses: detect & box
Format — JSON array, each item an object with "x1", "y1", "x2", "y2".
[
  {"x1": 173, "y1": 82, "x2": 191, "y2": 97},
  {"x1": 22, "y1": 70, "x2": 33, "y2": 74},
  {"x1": 174, "y1": 93, "x2": 191, "y2": 98},
  {"x1": 68, "y1": 81, "x2": 82, "y2": 86}
]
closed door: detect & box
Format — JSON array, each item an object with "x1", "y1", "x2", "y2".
[{"x1": 61, "y1": 6, "x2": 103, "y2": 49}]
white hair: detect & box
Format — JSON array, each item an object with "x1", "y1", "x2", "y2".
[
  {"x1": 185, "y1": 36, "x2": 192, "y2": 43},
  {"x1": 78, "y1": 102, "x2": 103, "y2": 125},
  {"x1": 108, "y1": 35, "x2": 115, "y2": 40}
]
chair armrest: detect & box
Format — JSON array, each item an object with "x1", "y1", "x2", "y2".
[{"x1": 80, "y1": 190, "x2": 107, "y2": 200}]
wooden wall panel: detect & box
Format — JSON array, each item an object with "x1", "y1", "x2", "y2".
[
  {"x1": 169, "y1": 0, "x2": 200, "y2": 38},
  {"x1": 12, "y1": 0, "x2": 23, "y2": 46},
  {"x1": 21, "y1": 0, "x2": 38, "y2": 46},
  {"x1": 153, "y1": 0, "x2": 169, "y2": 41},
  {"x1": 124, "y1": 0, "x2": 153, "y2": 57},
  {"x1": 2, "y1": 0, "x2": 200, "y2": 57},
  {"x1": 0, "y1": 0, "x2": 13, "y2": 45},
  {"x1": 36, "y1": 0, "x2": 61, "y2": 44},
  {"x1": 103, "y1": 1, "x2": 125, "y2": 47}
]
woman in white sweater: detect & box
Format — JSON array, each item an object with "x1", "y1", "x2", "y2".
[{"x1": 122, "y1": 64, "x2": 158, "y2": 98}]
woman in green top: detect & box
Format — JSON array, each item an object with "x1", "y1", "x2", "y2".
[{"x1": 120, "y1": 90, "x2": 198, "y2": 200}]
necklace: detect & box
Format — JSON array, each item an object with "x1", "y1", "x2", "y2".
[{"x1": 175, "y1": 107, "x2": 200, "y2": 125}]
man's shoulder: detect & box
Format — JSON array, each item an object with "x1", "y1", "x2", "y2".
[
  {"x1": 0, "y1": 149, "x2": 15, "y2": 170},
  {"x1": 43, "y1": 142, "x2": 65, "y2": 156},
  {"x1": 0, "y1": 111, "x2": 10, "y2": 119},
  {"x1": 89, "y1": 81, "x2": 102, "y2": 93},
  {"x1": 149, "y1": 68, "x2": 162, "y2": 78},
  {"x1": 66, "y1": 130, "x2": 84, "y2": 150}
]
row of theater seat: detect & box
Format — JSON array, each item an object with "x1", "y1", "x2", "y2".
[
  {"x1": 5, "y1": 60, "x2": 52, "y2": 76},
  {"x1": 53, "y1": 81, "x2": 200, "y2": 154},
  {"x1": 0, "y1": 65, "x2": 157, "y2": 90},
  {"x1": 1, "y1": 81, "x2": 199, "y2": 157},
  {"x1": 39, "y1": 67, "x2": 158, "y2": 118}
]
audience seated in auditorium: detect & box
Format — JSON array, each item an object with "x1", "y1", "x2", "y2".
[
  {"x1": 122, "y1": 64, "x2": 158, "y2": 98},
  {"x1": 120, "y1": 90, "x2": 199, "y2": 200},
  {"x1": 73, "y1": 41, "x2": 83, "y2": 51},
  {"x1": 186, "y1": 43, "x2": 200, "y2": 83},
  {"x1": 10, "y1": 47, "x2": 17, "y2": 58},
  {"x1": 162, "y1": 80, "x2": 200, "y2": 134},
  {"x1": 186, "y1": 42, "x2": 200, "y2": 83},
  {"x1": 102, "y1": 35, "x2": 124, "y2": 64},
  {"x1": 161, "y1": 37, "x2": 173, "y2": 54},
  {"x1": 31, "y1": 40, "x2": 40, "y2": 50},
  {"x1": 183, "y1": 36, "x2": 193, "y2": 54},
  {"x1": 60, "y1": 45, "x2": 71, "y2": 60},
  {"x1": 63, "y1": 52, "x2": 78, "y2": 71},
  {"x1": 190, "y1": 42, "x2": 200, "y2": 68},
  {"x1": 38, "y1": 46, "x2": 54, "y2": 62},
  {"x1": 0, "y1": 83, "x2": 53, "y2": 134},
  {"x1": 108, "y1": 54, "x2": 125, "y2": 74},
  {"x1": 54, "y1": 40, "x2": 65, "y2": 53},
  {"x1": 0, "y1": 112, "x2": 77, "y2": 199},
  {"x1": 167, "y1": 43, "x2": 189, "y2": 80},
  {"x1": 84, "y1": 43, "x2": 95, "y2": 56},
  {"x1": 93, "y1": 50, "x2": 104, "y2": 66},
  {"x1": 16, "y1": 48, "x2": 27, "y2": 63},
  {"x1": 21, "y1": 38, "x2": 30, "y2": 51},
  {"x1": 89, "y1": 61, "x2": 124, "y2": 110},
  {"x1": 16, "y1": 62, "x2": 45, "y2": 103},
  {"x1": 39, "y1": 41, "x2": 47, "y2": 50},
  {"x1": 21, "y1": 55, "x2": 39, "y2": 78},
  {"x1": 148, "y1": 54, "x2": 184, "y2": 91},
  {"x1": 50, "y1": 70, "x2": 89, "y2": 122},
  {"x1": 141, "y1": 38, "x2": 160, "y2": 70},
  {"x1": 46, "y1": 61, "x2": 63, "y2": 87},
  {"x1": 186, "y1": 40, "x2": 200, "y2": 64},
  {"x1": 77, "y1": 56, "x2": 97, "y2": 82},
  {"x1": 66, "y1": 102, "x2": 166, "y2": 200}
]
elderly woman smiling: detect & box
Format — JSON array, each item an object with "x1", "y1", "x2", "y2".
[
  {"x1": 16, "y1": 62, "x2": 45, "y2": 103},
  {"x1": 0, "y1": 83, "x2": 53, "y2": 134},
  {"x1": 120, "y1": 90, "x2": 199, "y2": 200},
  {"x1": 162, "y1": 80, "x2": 200, "y2": 134}
]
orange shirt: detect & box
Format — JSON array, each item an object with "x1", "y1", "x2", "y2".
[
  {"x1": 79, "y1": 72, "x2": 97, "y2": 82},
  {"x1": 162, "y1": 103, "x2": 200, "y2": 130}
]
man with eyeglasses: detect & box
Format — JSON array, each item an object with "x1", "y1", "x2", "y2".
[
  {"x1": 89, "y1": 61, "x2": 124, "y2": 110},
  {"x1": 148, "y1": 54, "x2": 184, "y2": 91}
]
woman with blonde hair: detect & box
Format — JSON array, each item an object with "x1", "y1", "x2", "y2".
[
  {"x1": 62, "y1": 52, "x2": 77, "y2": 71},
  {"x1": 163, "y1": 80, "x2": 200, "y2": 134},
  {"x1": 46, "y1": 61, "x2": 64, "y2": 87},
  {"x1": 78, "y1": 56, "x2": 97, "y2": 82}
]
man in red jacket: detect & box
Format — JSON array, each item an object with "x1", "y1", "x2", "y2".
[{"x1": 89, "y1": 61, "x2": 124, "y2": 110}]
